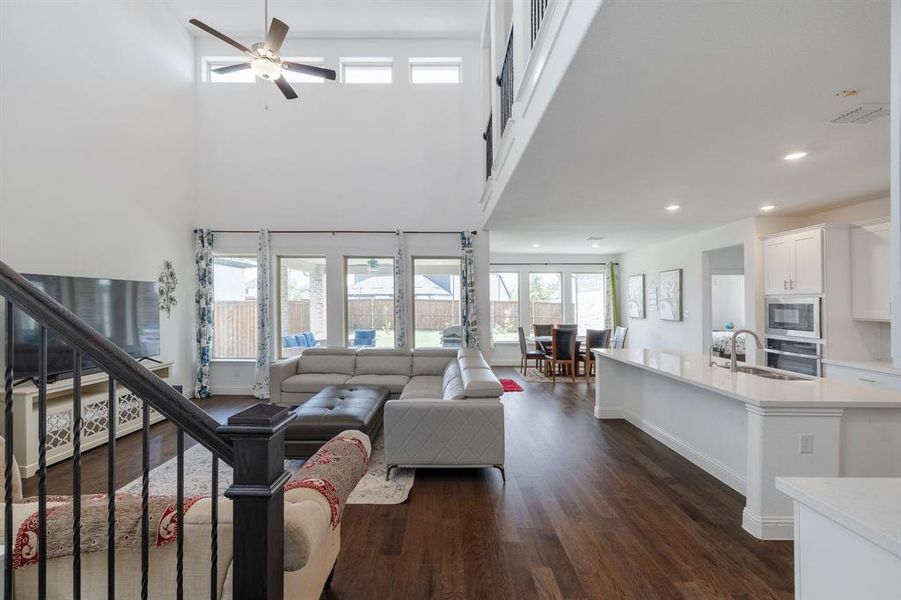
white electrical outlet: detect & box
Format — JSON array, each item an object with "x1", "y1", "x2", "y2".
[{"x1": 799, "y1": 434, "x2": 814, "y2": 454}]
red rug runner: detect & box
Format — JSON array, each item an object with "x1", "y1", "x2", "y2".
[{"x1": 499, "y1": 378, "x2": 524, "y2": 392}]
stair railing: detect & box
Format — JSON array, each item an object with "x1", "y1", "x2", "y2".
[{"x1": 0, "y1": 259, "x2": 293, "y2": 600}]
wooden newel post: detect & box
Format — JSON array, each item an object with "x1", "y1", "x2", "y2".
[{"x1": 219, "y1": 403, "x2": 295, "y2": 600}]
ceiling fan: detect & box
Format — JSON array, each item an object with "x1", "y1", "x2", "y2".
[{"x1": 190, "y1": 2, "x2": 336, "y2": 100}]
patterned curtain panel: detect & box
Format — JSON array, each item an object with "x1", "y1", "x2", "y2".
[
  {"x1": 252, "y1": 229, "x2": 272, "y2": 399},
  {"x1": 394, "y1": 231, "x2": 408, "y2": 348},
  {"x1": 460, "y1": 232, "x2": 480, "y2": 348},
  {"x1": 194, "y1": 229, "x2": 214, "y2": 398},
  {"x1": 605, "y1": 263, "x2": 620, "y2": 330}
]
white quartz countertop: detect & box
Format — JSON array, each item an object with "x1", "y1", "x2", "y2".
[
  {"x1": 593, "y1": 348, "x2": 901, "y2": 408},
  {"x1": 776, "y1": 477, "x2": 901, "y2": 558},
  {"x1": 822, "y1": 358, "x2": 901, "y2": 376}
]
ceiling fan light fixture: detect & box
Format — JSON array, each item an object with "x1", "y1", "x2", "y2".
[{"x1": 251, "y1": 57, "x2": 282, "y2": 80}]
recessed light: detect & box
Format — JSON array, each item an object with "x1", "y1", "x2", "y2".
[
  {"x1": 591, "y1": 244, "x2": 600, "y2": 248},
  {"x1": 783, "y1": 151, "x2": 807, "y2": 161},
  {"x1": 532, "y1": 243, "x2": 541, "y2": 248},
  {"x1": 760, "y1": 205, "x2": 775, "y2": 212},
  {"x1": 664, "y1": 204, "x2": 680, "y2": 211}
]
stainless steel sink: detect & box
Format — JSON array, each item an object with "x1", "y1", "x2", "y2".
[{"x1": 733, "y1": 365, "x2": 807, "y2": 381}]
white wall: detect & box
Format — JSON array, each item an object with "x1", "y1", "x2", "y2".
[
  {"x1": 210, "y1": 230, "x2": 490, "y2": 394},
  {"x1": 0, "y1": 1, "x2": 197, "y2": 392},
  {"x1": 618, "y1": 219, "x2": 764, "y2": 354},
  {"x1": 194, "y1": 37, "x2": 484, "y2": 231}
]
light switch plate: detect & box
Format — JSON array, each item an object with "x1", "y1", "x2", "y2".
[{"x1": 799, "y1": 434, "x2": 814, "y2": 454}]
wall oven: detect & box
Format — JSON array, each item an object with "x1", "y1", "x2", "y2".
[
  {"x1": 765, "y1": 297, "x2": 821, "y2": 339},
  {"x1": 765, "y1": 337, "x2": 821, "y2": 377}
]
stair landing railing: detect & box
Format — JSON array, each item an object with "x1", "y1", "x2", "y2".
[{"x1": 0, "y1": 260, "x2": 293, "y2": 600}]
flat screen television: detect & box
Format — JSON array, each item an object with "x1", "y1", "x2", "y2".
[{"x1": 12, "y1": 274, "x2": 161, "y2": 381}]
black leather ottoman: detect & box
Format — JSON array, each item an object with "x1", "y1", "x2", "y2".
[{"x1": 284, "y1": 385, "x2": 389, "y2": 459}]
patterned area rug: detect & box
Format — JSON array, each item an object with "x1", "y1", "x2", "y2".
[
  {"x1": 499, "y1": 378, "x2": 524, "y2": 392},
  {"x1": 119, "y1": 432, "x2": 414, "y2": 505},
  {"x1": 524, "y1": 368, "x2": 552, "y2": 382}
]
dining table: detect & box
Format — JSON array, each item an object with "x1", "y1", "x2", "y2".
[{"x1": 528, "y1": 335, "x2": 587, "y2": 376}]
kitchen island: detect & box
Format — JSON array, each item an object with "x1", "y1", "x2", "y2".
[{"x1": 593, "y1": 348, "x2": 901, "y2": 539}]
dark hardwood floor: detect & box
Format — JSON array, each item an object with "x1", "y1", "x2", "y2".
[{"x1": 23, "y1": 368, "x2": 794, "y2": 599}]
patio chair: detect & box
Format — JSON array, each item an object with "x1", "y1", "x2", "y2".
[{"x1": 353, "y1": 329, "x2": 377, "y2": 347}]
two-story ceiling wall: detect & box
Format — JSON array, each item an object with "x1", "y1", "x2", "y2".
[{"x1": 486, "y1": 0, "x2": 890, "y2": 254}]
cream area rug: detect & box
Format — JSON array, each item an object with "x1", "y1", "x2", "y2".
[
  {"x1": 524, "y1": 367, "x2": 552, "y2": 382},
  {"x1": 119, "y1": 432, "x2": 414, "y2": 505}
]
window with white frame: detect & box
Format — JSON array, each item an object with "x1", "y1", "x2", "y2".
[
  {"x1": 571, "y1": 273, "x2": 606, "y2": 335},
  {"x1": 345, "y1": 257, "x2": 395, "y2": 347},
  {"x1": 409, "y1": 58, "x2": 462, "y2": 84},
  {"x1": 529, "y1": 272, "x2": 563, "y2": 328},
  {"x1": 212, "y1": 256, "x2": 258, "y2": 359},
  {"x1": 341, "y1": 58, "x2": 393, "y2": 84},
  {"x1": 278, "y1": 257, "x2": 327, "y2": 357},
  {"x1": 412, "y1": 258, "x2": 462, "y2": 348},
  {"x1": 489, "y1": 272, "x2": 519, "y2": 343}
]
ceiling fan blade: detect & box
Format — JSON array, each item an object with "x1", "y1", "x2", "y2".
[
  {"x1": 274, "y1": 76, "x2": 298, "y2": 100},
  {"x1": 212, "y1": 62, "x2": 251, "y2": 75},
  {"x1": 189, "y1": 19, "x2": 254, "y2": 56},
  {"x1": 282, "y1": 61, "x2": 337, "y2": 81},
  {"x1": 265, "y1": 18, "x2": 289, "y2": 54}
]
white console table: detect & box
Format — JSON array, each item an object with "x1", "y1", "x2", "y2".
[{"x1": 3, "y1": 361, "x2": 172, "y2": 477}]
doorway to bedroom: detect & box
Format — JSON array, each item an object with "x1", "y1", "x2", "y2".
[{"x1": 703, "y1": 244, "x2": 746, "y2": 362}]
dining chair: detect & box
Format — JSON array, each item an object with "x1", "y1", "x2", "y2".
[
  {"x1": 533, "y1": 323, "x2": 553, "y2": 353},
  {"x1": 611, "y1": 326, "x2": 628, "y2": 349},
  {"x1": 518, "y1": 327, "x2": 545, "y2": 374},
  {"x1": 581, "y1": 328, "x2": 611, "y2": 380},
  {"x1": 557, "y1": 324, "x2": 578, "y2": 331},
  {"x1": 544, "y1": 327, "x2": 577, "y2": 383}
]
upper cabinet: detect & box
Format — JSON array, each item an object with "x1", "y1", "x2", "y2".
[
  {"x1": 851, "y1": 219, "x2": 891, "y2": 321},
  {"x1": 762, "y1": 227, "x2": 823, "y2": 296}
]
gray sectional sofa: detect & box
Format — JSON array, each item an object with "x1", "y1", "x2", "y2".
[{"x1": 269, "y1": 347, "x2": 506, "y2": 479}]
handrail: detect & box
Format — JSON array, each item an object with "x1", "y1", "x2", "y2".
[{"x1": 0, "y1": 260, "x2": 233, "y2": 465}]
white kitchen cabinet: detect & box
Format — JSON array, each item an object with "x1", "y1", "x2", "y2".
[
  {"x1": 851, "y1": 220, "x2": 891, "y2": 321},
  {"x1": 823, "y1": 361, "x2": 901, "y2": 392},
  {"x1": 762, "y1": 227, "x2": 823, "y2": 295}
]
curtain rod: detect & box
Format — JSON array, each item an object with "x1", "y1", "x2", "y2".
[
  {"x1": 490, "y1": 262, "x2": 618, "y2": 266},
  {"x1": 193, "y1": 229, "x2": 477, "y2": 235}
]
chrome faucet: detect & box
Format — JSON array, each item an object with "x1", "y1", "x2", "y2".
[{"x1": 729, "y1": 329, "x2": 762, "y2": 373}]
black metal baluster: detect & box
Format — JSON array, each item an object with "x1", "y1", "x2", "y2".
[
  {"x1": 210, "y1": 455, "x2": 218, "y2": 600},
  {"x1": 37, "y1": 325, "x2": 48, "y2": 599},
  {"x1": 107, "y1": 378, "x2": 116, "y2": 600},
  {"x1": 141, "y1": 399, "x2": 149, "y2": 600},
  {"x1": 72, "y1": 351, "x2": 83, "y2": 599},
  {"x1": 176, "y1": 428, "x2": 184, "y2": 600},
  {"x1": 4, "y1": 302, "x2": 14, "y2": 600}
]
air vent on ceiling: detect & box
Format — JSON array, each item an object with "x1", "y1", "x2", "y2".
[{"x1": 830, "y1": 103, "x2": 890, "y2": 124}]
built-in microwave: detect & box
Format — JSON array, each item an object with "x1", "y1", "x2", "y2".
[{"x1": 765, "y1": 297, "x2": 821, "y2": 339}]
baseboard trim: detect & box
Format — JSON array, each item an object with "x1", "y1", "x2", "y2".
[
  {"x1": 602, "y1": 408, "x2": 747, "y2": 495},
  {"x1": 742, "y1": 508, "x2": 794, "y2": 540}
]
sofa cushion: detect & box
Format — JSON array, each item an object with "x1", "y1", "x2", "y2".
[
  {"x1": 282, "y1": 373, "x2": 351, "y2": 394},
  {"x1": 345, "y1": 374, "x2": 410, "y2": 395},
  {"x1": 283, "y1": 336, "x2": 298, "y2": 348},
  {"x1": 411, "y1": 348, "x2": 457, "y2": 376},
  {"x1": 299, "y1": 348, "x2": 357, "y2": 375},
  {"x1": 443, "y1": 376, "x2": 465, "y2": 400},
  {"x1": 461, "y1": 367, "x2": 503, "y2": 398},
  {"x1": 355, "y1": 348, "x2": 412, "y2": 376},
  {"x1": 442, "y1": 362, "x2": 461, "y2": 390},
  {"x1": 457, "y1": 348, "x2": 482, "y2": 360},
  {"x1": 400, "y1": 375, "x2": 444, "y2": 399},
  {"x1": 294, "y1": 334, "x2": 309, "y2": 348},
  {"x1": 458, "y1": 355, "x2": 490, "y2": 371}
]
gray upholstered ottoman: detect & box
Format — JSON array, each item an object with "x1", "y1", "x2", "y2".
[{"x1": 284, "y1": 385, "x2": 389, "y2": 459}]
